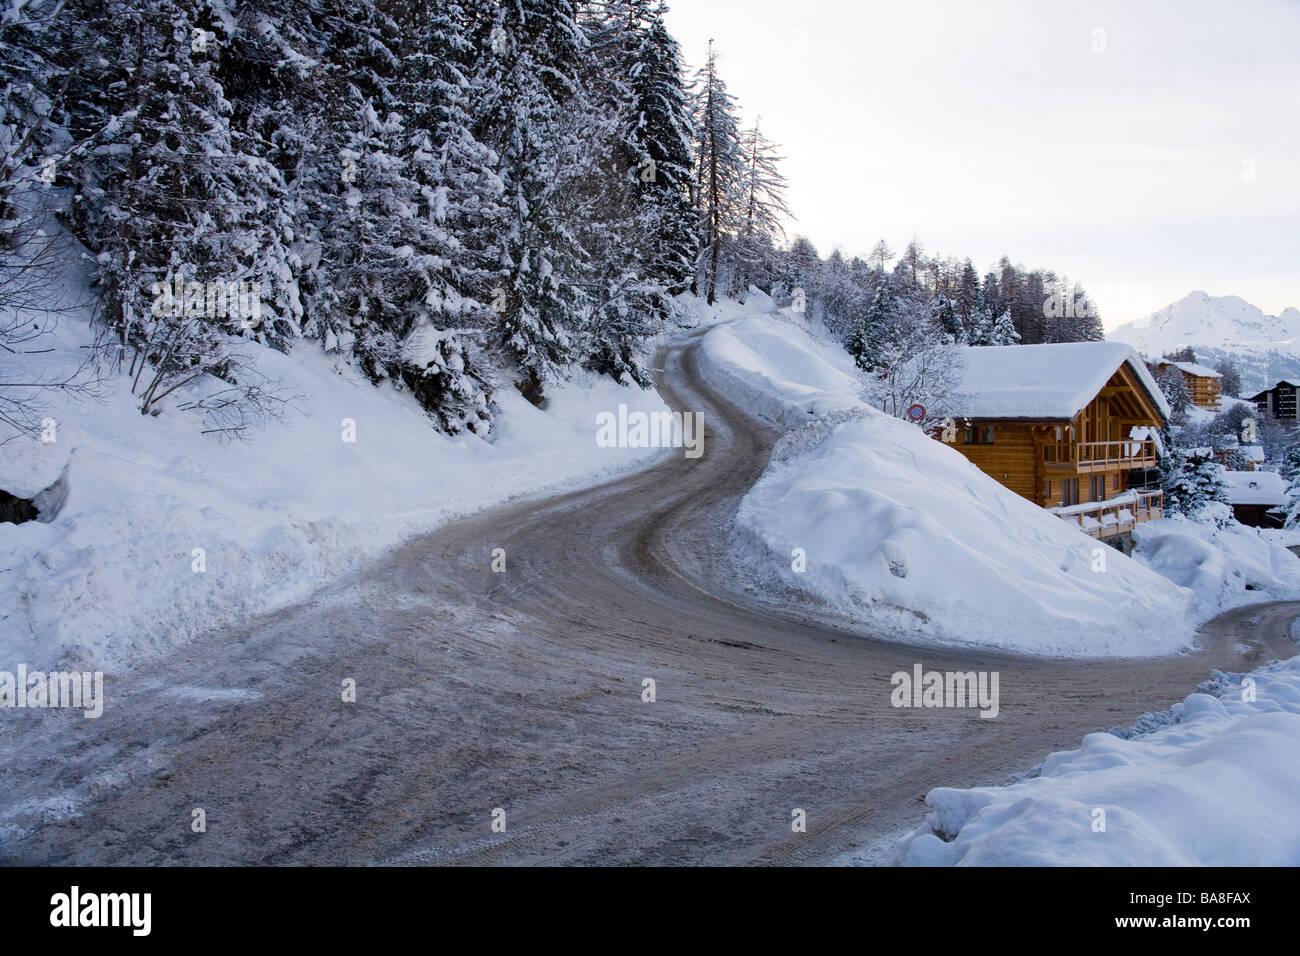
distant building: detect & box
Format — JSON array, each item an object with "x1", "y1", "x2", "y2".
[
  {"x1": 1154, "y1": 360, "x2": 1222, "y2": 409},
  {"x1": 940, "y1": 342, "x2": 1169, "y2": 549},
  {"x1": 1223, "y1": 470, "x2": 1288, "y2": 527},
  {"x1": 1214, "y1": 444, "x2": 1265, "y2": 472},
  {"x1": 1249, "y1": 381, "x2": 1300, "y2": 421}
]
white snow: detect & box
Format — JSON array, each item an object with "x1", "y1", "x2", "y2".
[
  {"x1": 946, "y1": 341, "x2": 1170, "y2": 422},
  {"x1": 1112, "y1": 290, "x2": 1300, "y2": 356},
  {"x1": 893, "y1": 656, "x2": 1300, "y2": 866},
  {"x1": 698, "y1": 312, "x2": 1196, "y2": 657},
  {"x1": 1131, "y1": 508, "x2": 1300, "y2": 611},
  {"x1": 1223, "y1": 470, "x2": 1287, "y2": 506},
  {"x1": 1, "y1": 302, "x2": 677, "y2": 671},
  {"x1": 1159, "y1": 359, "x2": 1221, "y2": 379}
]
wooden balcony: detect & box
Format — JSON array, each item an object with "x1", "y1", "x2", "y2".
[
  {"x1": 1049, "y1": 490, "x2": 1163, "y2": 538},
  {"x1": 1043, "y1": 439, "x2": 1158, "y2": 473}
]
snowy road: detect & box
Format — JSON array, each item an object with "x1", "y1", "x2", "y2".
[{"x1": 2, "y1": 330, "x2": 1298, "y2": 865}]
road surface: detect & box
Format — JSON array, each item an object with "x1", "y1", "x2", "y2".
[{"x1": 2, "y1": 329, "x2": 1297, "y2": 865}]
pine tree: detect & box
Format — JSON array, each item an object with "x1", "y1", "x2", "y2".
[
  {"x1": 62, "y1": 0, "x2": 292, "y2": 410},
  {"x1": 990, "y1": 309, "x2": 1020, "y2": 345},
  {"x1": 728, "y1": 118, "x2": 790, "y2": 296},
  {"x1": 929, "y1": 292, "x2": 964, "y2": 343},
  {"x1": 473, "y1": 0, "x2": 590, "y2": 401},
  {"x1": 954, "y1": 259, "x2": 982, "y2": 320},
  {"x1": 691, "y1": 40, "x2": 743, "y2": 306},
  {"x1": 849, "y1": 279, "x2": 900, "y2": 372},
  {"x1": 1166, "y1": 447, "x2": 1231, "y2": 522},
  {"x1": 1156, "y1": 365, "x2": 1191, "y2": 422}
]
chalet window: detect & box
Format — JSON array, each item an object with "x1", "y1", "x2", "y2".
[
  {"x1": 1091, "y1": 475, "x2": 1105, "y2": 501},
  {"x1": 1044, "y1": 480, "x2": 1051, "y2": 500},
  {"x1": 1113, "y1": 473, "x2": 1120, "y2": 490},
  {"x1": 1062, "y1": 478, "x2": 1079, "y2": 506},
  {"x1": 965, "y1": 425, "x2": 995, "y2": 444}
]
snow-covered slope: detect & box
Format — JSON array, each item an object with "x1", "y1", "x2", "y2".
[
  {"x1": 1111, "y1": 291, "x2": 1300, "y2": 356},
  {"x1": 698, "y1": 312, "x2": 1197, "y2": 657},
  {"x1": 1109, "y1": 292, "x2": 1300, "y2": 394},
  {"x1": 1, "y1": 304, "x2": 678, "y2": 671},
  {"x1": 895, "y1": 657, "x2": 1300, "y2": 866}
]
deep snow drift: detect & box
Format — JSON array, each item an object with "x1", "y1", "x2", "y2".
[
  {"x1": 697, "y1": 307, "x2": 1299, "y2": 656},
  {"x1": 895, "y1": 654, "x2": 1300, "y2": 866},
  {"x1": 1, "y1": 301, "x2": 678, "y2": 671}
]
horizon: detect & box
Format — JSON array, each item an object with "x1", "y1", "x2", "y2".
[{"x1": 662, "y1": 0, "x2": 1300, "y2": 329}]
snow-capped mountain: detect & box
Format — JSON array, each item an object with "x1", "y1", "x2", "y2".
[{"x1": 1109, "y1": 292, "x2": 1300, "y2": 395}]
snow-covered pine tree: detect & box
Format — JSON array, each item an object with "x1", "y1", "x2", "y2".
[
  {"x1": 691, "y1": 40, "x2": 744, "y2": 306},
  {"x1": 1156, "y1": 364, "x2": 1191, "y2": 423},
  {"x1": 728, "y1": 117, "x2": 789, "y2": 297},
  {"x1": 473, "y1": 0, "x2": 589, "y2": 402},
  {"x1": 929, "y1": 292, "x2": 964, "y2": 343},
  {"x1": 573, "y1": 0, "x2": 697, "y2": 385},
  {"x1": 386, "y1": 0, "x2": 505, "y2": 432},
  {"x1": 990, "y1": 309, "x2": 1020, "y2": 345},
  {"x1": 61, "y1": 0, "x2": 290, "y2": 414},
  {"x1": 849, "y1": 278, "x2": 901, "y2": 372},
  {"x1": 1165, "y1": 442, "x2": 1231, "y2": 523},
  {"x1": 954, "y1": 259, "x2": 982, "y2": 321}
]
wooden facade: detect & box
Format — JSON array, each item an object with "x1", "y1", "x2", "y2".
[
  {"x1": 943, "y1": 361, "x2": 1167, "y2": 539},
  {"x1": 1154, "y1": 361, "x2": 1222, "y2": 409}
]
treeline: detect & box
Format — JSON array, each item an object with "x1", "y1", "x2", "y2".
[
  {"x1": 777, "y1": 235, "x2": 1106, "y2": 365},
  {"x1": 1, "y1": 0, "x2": 789, "y2": 434}
]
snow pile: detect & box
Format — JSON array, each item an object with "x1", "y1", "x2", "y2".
[
  {"x1": 699, "y1": 313, "x2": 1195, "y2": 657},
  {"x1": 897, "y1": 657, "x2": 1300, "y2": 866},
  {"x1": 1132, "y1": 511, "x2": 1300, "y2": 612},
  {"x1": 1, "y1": 312, "x2": 675, "y2": 670}
]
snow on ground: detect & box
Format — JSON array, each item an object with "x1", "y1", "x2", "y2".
[
  {"x1": 1, "y1": 299, "x2": 680, "y2": 671},
  {"x1": 1132, "y1": 507, "x2": 1300, "y2": 615},
  {"x1": 698, "y1": 310, "x2": 1196, "y2": 657},
  {"x1": 891, "y1": 655, "x2": 1300, "y2": 866}
]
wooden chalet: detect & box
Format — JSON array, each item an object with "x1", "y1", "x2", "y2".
[
  {"x1": 1223, "y1": 470, "x2": 1288, "y2": 528},
  {"x1": 1249, "y1": 380, "x2": 1300, "y2": 421},
  {"x1": 1154, "y1": 360, "x2": 1222, "y2": 409},
  {"x1": 938, "y1": 342, "x2": 1170, "y2": 546}
]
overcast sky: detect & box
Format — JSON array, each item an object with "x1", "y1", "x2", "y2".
[{"x1": 662, "y1": 0, "x2": 1300, "y2": 328}]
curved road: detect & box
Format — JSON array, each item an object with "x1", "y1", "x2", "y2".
[{"x1": 2, "y1": 329, "x2": 1297, "y2": 865}]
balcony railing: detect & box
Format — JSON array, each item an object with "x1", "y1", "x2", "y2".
[
  {"x1": 1049, "y1": 490, "x2": 1163, "y2": 538},
  {"x1": 1043, "y1": 439, "x2": 1158, "y2": 472}
]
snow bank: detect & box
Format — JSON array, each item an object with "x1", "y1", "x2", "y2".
[
  {"x1": 1, "y1": 313, "x2": 674, "y2": 670},
  {"x1": 1132, "y1": 510, "x2": 1300, "y2": 613},
  {"x1": 699, "y1": 312, "x2": 1196, "y2": 657},
  {"x1": 896, "y1": 657, "x2": 1300, "y2": 866}
]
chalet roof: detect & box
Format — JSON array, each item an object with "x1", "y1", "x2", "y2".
[
  {"x1": 1224, "y1": 470, "x2": 1288, "y2": 506},
  {"x1": 947, "y1": 342, "x2": 1171, "y2": 423},
  {"x1": 1249, "y1": 380, "x2": 1300, "y2": 400},
  {"x1": 1157, "y1": 360, "x2": 1221, "y2": 379}
]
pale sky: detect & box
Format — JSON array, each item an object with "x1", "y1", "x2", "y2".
[{"x1": 663, "y1": 0, "x2": 1300, "y2": 328}]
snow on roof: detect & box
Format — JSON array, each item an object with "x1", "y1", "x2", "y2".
[
  {"x1": 1158, "y1": 360, "x2": 1221, "y2": 379},
  {"x1": 1224, "y1": 470, "x2": 1288, "y2": 505},
  {"x1": 1243, "y1": 445, "x2": 1265, "y2": 462},
  {"x1": 948, "y1": 342, "x2": 1171, "y2": 422}
]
